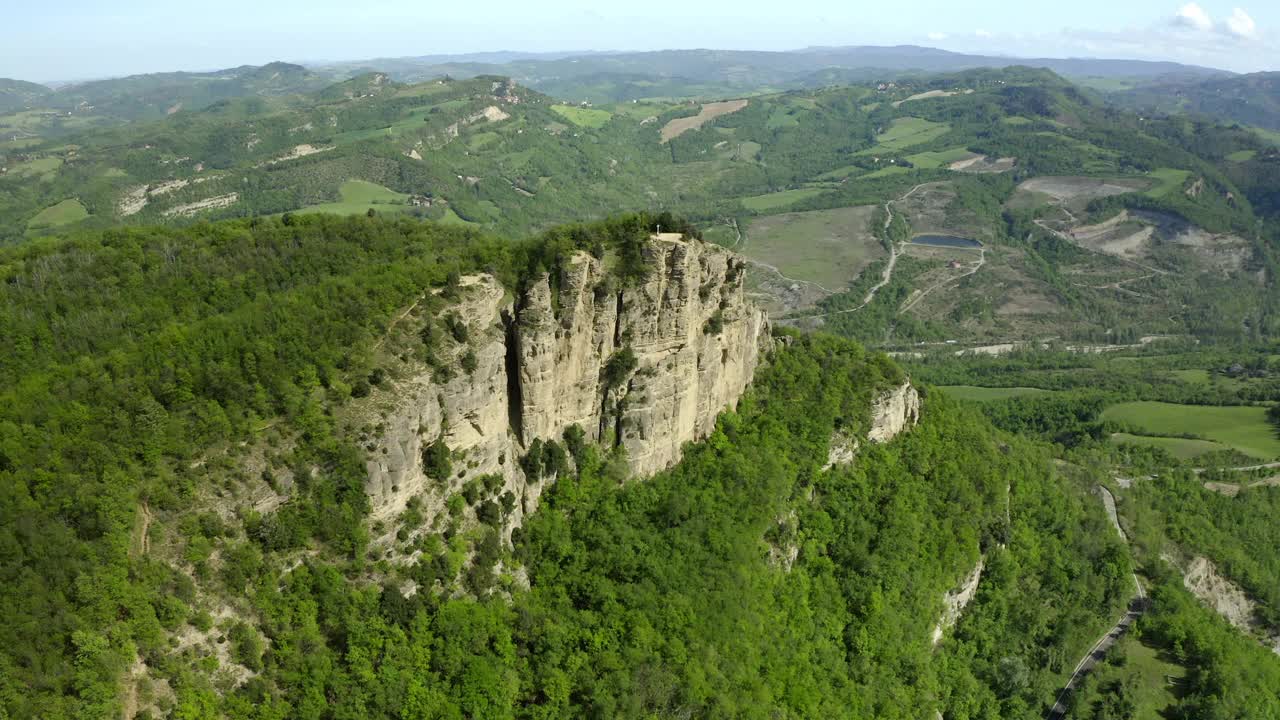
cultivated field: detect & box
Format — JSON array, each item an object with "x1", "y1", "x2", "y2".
[
  {"x1": 1110, "y1": 432, "x2": 1231, "y2": 459},
  {"x1": 551, "y1": 105, "x2": 613, "y2": 129},
  {"x1": 1102, "y1": 402, "x2": 1280, "y2": 460},
  {"x1": 939, "y1": 386, "x2": 1050, "y2": 401},
  {"x1": 1144, "y1": 168, "x2": 1192, "y2": 198},
  {"x1": 858, "y1": 117, "x2": 950, "y2": 154},
  {"x1": 905, "y1": 147, "x2": 977, "y2": 169},
  {"x1": 660, "y1": 99, "x2": 748, "y2": 142},
  {"x1": 741, "y1": 206, "x2": 885, "y2": 290},
  {"x1": 27, "y1": 198, "x2": 88, "y2": 231},
  {"x1": 740, "y1": 187, "x2": 829, "y2": 213},
  {"x1": 298, "y1": 180, "x2": 410, "y2": 215}
]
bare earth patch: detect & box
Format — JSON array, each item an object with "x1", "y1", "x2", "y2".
[
  {"x1": 892, "y1": 88, "x2": 971, "y2": 108},
  {"x1": 660, "y1": 99, "x2": 749, "y2": 143},
  {"x1": 118, "y1": 186, "x2": 149, "y2": 217},
  {"x1": 163, "y1": 193, "x2": 239, "y2": 217},
  {"x1": 1018, "y1": 176, "x2": 1150, "y2": 204},
  {"x1": 1172, "y1": 554, "x2": 1280, "y2": 653},
  {"x1": 149, "y1": 178, "x2": 189, "y2": 196},
  {"x1": 950, "y1": 154, "x2": 1017, "y2": 173},
  {"x1": 260, "y1": 144, "x2": 334, "y2": 166}
]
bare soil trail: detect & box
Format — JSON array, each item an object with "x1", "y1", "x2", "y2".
[
  {"x1": 899, "y1": 247, "x2": 985, "y2": 314},
  {"x1": 374, "y1": 296, "x2": 425, "y2": 351},
  {"x1": 1045, "y1": 486, "x2": 1145, "y2": 720}
]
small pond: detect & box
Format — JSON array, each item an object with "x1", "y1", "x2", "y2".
[{"x1": 910, "y1": 234, "x2": 983, "y2": 249}]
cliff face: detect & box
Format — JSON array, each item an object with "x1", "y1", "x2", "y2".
[
  {"x1": 517, "y1": 235, "x2": 770, "y2": 476},
  {"x1": 868, "y1": 381, "x2": 921, "y2": 444},
  {"x1": 365, "y1": 235, "x2": 771, "y2": 529}
]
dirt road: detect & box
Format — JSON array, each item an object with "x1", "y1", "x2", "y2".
[
  {"x1": 899, "y1": 247, "x2": 985, "y2": 314},
  {"x1": 785, "y1": 183, "x2": 928, "y2": 321}
]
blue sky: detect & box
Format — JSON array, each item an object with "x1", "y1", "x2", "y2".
[{"x1": 4, "y1": 1, "x2": 1276, "y2": 81}]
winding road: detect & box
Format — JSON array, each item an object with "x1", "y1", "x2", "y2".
[
  {"x1": 1045, "y1": 486, "x2": 1146, "y2": 720},
  {"x1": 786, "y1": 183, "x2": 930, "y2": 321}
]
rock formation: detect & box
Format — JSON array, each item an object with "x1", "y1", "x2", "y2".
[
  {"x1": 365, "y1": 235, "x2": 772, "y2": 532},
  {"x1": 868, "y1": 381, "x2": 921, "y2": 443},
  {"x1": 932, "y1": 557, "x2": 985, "y2": 646},
  {"x1": 517, "y1": 235, "x2": 770, "y2": 476}
]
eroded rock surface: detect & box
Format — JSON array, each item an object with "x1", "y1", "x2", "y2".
[
  {"x1": 869, "y1": 381, "x2": 920, "y2": 443},
  {"x1": 1170, "y1": 553, "x2": 1280, "y2": 655},
  {"x1": 365, "y1": 235, "x2": 772, "y2": 536},
  {"x1": 932, "y1": 557, "x2": 985, "y2": 646}
]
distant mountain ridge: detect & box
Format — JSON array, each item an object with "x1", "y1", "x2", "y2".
[
  {"x1": 1108, "y1": 71, "x2": 1280, "y2": 131},
  {"x1": 0, "y1": 62, "x2": 332, "y2": 123},
  {"x1": 1, "y1": 46, "x2": 1233, "y2": 118},
  {"x1": 305, "y1": 45, "x2": 1233, "y2": 104}
]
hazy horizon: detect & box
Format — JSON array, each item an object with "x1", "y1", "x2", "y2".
[{"x1": 4, "y1": 1, "x2": 1277, "y2": 83}]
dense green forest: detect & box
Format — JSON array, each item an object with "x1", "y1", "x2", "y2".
[
  {"x1": 0, "y1": 210, "x2": 1144, "y2": 718},
  {"x1": 5, "y1": 50, "x2": 1280, "y2": 720}
]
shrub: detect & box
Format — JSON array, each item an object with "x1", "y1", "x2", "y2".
[{"x1": 422, "y1": 439, "x2": 452, "y2": 481}]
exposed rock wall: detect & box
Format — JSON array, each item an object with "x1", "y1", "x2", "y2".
[
  {"x1": 932, "y1": 557, "x2": 985, "y2": 646},
  {"x1": 365, "y1": 276, "x2": 529, "y2": 527},
  {"x1": 868, "y1": 381, "x2": 921, "y2": 443},
  {"x1": 1168, "y1": 553, "x2": 1280, "y2": 655},
  {"x1": 517, "y1": 235, "x2": 771, "y2": 476},
  {"x1": 365, "y1": 235, "x2": 771, "y2": 531}
]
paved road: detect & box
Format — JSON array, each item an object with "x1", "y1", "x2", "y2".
[{"x1": 1044, "y1": 487, "x2": 1146, "y2": 720}]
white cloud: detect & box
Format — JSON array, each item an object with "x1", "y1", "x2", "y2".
[
  {"x1": 1174, "y1": 3, "x2": 1213, "y2": 31},
  {"x1": 974, "y1": 29, "x2": 993, "y2": 38},
  {"x1": 1226, "y1": 8, "x2": 1257, "y2": 38},
  {"x1": 927, "y1": 31, "x2": 948, "y2": 41}
]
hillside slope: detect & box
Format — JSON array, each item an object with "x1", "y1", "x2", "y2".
[{"x1": 1109, "y1": 71, "x2": 1280, "y2": 131}]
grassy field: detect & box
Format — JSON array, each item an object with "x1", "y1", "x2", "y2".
[
  {"x1": 1144, "y1": 168, "x2": 1192, "y2": 198},
  {"x1": 438, "y1": 207, "x2": 477, "y2": 227},
  {"x1": 298, "y1": 180, "x2": 410, "y2": 215},
  {"x1": 1252, "y1": 127, "x2": 1280, "y2": 146},
  {"x1": 9, "y1": 156, "x2": 62, "y2": 178},
  {"x1": 1110, "y1": 432, "x2": 1231, "y2": 459},
  {"x1": 1227, "y1": 150, "x2": 1257, "y2": 162},
  {"x1": 1102, "y1": 401, "x2": 1280, "y2": 460},
  {"x1": 741, "y1": 206, "x2": 885, "y2": 289},
  {"x1": 27, "y1": 198, "x2": 88, "y2": 230},
  {"x1": 551, "y1": 105, "x2": 613, "y2": 128},
  {"x1": 863, "y1": 165, "x2": 910, "y2": 179},
  {"x1": 905, "y1": 147, "x2": 976, "y2": 169},
  {"x1": 741, "y1": 188, "x2": 829, "y2": 213},
  {"x1": 858, "y1": 117, "x2": 950, "y2": 154},
  {"x1": 1074, "y1": 636, "x2": 1187, "y2": 718},
  {"x1": 939, "y1": 386, "x2": 1050, "y2": 401}
]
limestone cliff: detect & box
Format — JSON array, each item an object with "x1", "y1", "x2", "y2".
[
  {"x1": 868, "y1": 381, "x2": 921, "y2": 443},
  {"x1": 364, "y1": 235, "x2": 771, "y2": 536},
  {"x1": 517, "y1": 234, "x2": 770, "y2": 476}
]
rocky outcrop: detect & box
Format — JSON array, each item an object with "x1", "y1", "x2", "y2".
[
  {"x1": 1168, "y1": 553, "x2": 1280, "y2": 655},
  {"x1": 365, "y1": 235, "x2": 771, "y2": 532},
  {"x1": 932, "y1": 557, "x2": 985, "y2": 646},
  {"x1": 517, "y1": 235, "x2": 770, "y2": 476},
  {"x1": 365, "y1": 276, "x2": 530, "y2": 528},
  {"x1": 868, "y1": 381, "x2": 920, "y2": 443}
]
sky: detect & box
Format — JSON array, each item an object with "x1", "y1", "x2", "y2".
[{"x1": 3, "y1": 0, "x2": 1276, "y2": 82}]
